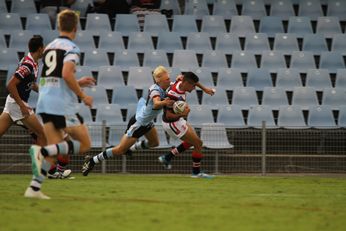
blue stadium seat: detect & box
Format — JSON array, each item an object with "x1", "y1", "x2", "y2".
[
  {"x1": 212, "y1": 0, "x2": 237, "y2": 20},
  {"x1": 83, "y1": 85, "x2": 109, "y2": 107},
  {"x1": 172, "y1": 15, "x2": 198, "y2": 36},
  {"x1": 25, "y1": 13, "x2": 52, "y2": 35},
  {"x1": 200, "y1": 123, "x2": 234, "y2": 149},
  {"x1": 160, "y1": 0, "x2": 181, "y2": 15},
  {"x1": 241, "y1": 0, "x2": 266, "y2": 20},
  {"x1": 41, "y1": 30, "x2": 59, "y2": 44},
  {"x1": 186, "y1": 32, "x2": 212, "y2": 53},
  {"x1": 156, "y1": 32, "x2": 183, "y2": 53},
  {"x1": 302, "y1": 34, "x2": 328, "y2": 55},
  {"x1": 0, "y1": 0, "x2": 7, "y2": 13},
  {"x1": 184, "y1": 0, "x2": 209, "y2": 19},
  {"x1": 277, "y1": 105, "x2": 308, "y2": 129},
  {"x1": 232, "y1": 87, "x2": 258, "y2": 108},
  {"x1": 98, "y1": 31, "x2": 125, "y2": 52},
  {"x1": 0, "y1": 48, "x2": 19, "y2": 70},
  {"x1": 97, "y1": 66, "x2": 125, "y2": 89},
  {"x1": 0, "y1": 13, "x2": 22, "y2": 31},
  {"x1": 276, "y1": 68, "x2": 303, "y2": 90},
  {"x1": 273, "y1": 33, "x2": 299, "y2": 53},
  {"x1": 187, "y1": 105, "x2": 214, "y2": 127},
  {"x1": 186, "y1": 91, "x2": 200, "y2": 105},
  {"x1": 75, "y1": 31, "x2": 96, "y2": 50},
  {"x1": 201, "y1": 86, "x2": 229, "y2": 108},
  {"x1": 260, "y1": 51, "x2": 286, "y2": 72},
  {"x1": 316, "y1": 16, "x2": 342, "y2": 38},
  {"x1": 216, "y1": 68, "x2": 244, "y2": 88},
  {"x1": 127, "y1": 66, "x2": 154, "y2": 90},
  {"x1": 217, "y1": 105, "x2": 246, "y2": 128},
  {"x1": 127, "y1": 32, "x2": 154, "y2": 53},
  {"x1": 270, "y1": 0, "x2": 294, "y2": 20},
  {"x1": 193, "y1": 67, "x2": 214, "y2": 87},
  {"x1": 6, "y1": 65, "x2": 18, "y2": 85},
  {"x1": 229, "y1": 16, "x2": 256, "y2": 36},
  {"x1": 305, "y1": 69, "x2": 332, "y2": 90},
  {"x1": 327, "y1": 0, "x2": 346, "y2": 20},
  {"x1": 319, "y1": 51, "x2": 345, "y2": 73},
  {"x1": 85, "y1": 13, "x2": 112, "y2": 32},
  {"x1": 287, "y1": 16, "x2": 313, "y2": 37},
  {"x1": 231, "y1": 51, "x2": 257, "y2": 69},
  {"x1": 246, "y1": 69, "x2": 273, "y2": 91},
  {"x1": 298, "y1": 0, "x2": 323, "y2": 20},
  {"x1": 331, "y1": 34, "x2": 346, "y2": 53},
  {"x1": 201, "y1": 50, "x2": 228, "y2": 71},
  {"x1": 113, "y1": 50, "x2": 140, "y2": 71},
  {"x1": 247, "y1": 105, "x2": 277, "y2": 129},
  {"x1": 83, "y1": 49, "x2": 110, "y2": 69},
  {"x1": 75, "y1": 103, "x2": 93, "y2": 124},
  {"x1": 338, "y1": 106, "x2": 346, "y2": 128},
  {"x1": 114, "y1": 14, "x2": 140, "y2": 36},
  {"x1": 262, "y1": 87, "x2": 289, "y2": 109},
  {"x1": 95, "y1": 104, "x2": 124, "y2": 126},
  {"x1": 172, "y1": 50, "x2": 199, "y2": 69},
  {"x1": 9, "y1": 30, "x2": 34, "y2": 51},
  {"x1": 292, "y1": 87, "x2": 319, "y2": 108},
  {"x1": 111, "y1": 86, "x2": 138, "y2": 106},
  {"x1": 290, "y1": 51, "x2": 316, "y2": 70},
  {"x1": 143, "y1": 50, "x2": 169, "y2": 68},
  {"x1": 259, "y1": 16, "x2": 284, "y2": 38},
  {"x1": 11, "y1": 0, "x2": 37, "y2": 17},
  {"x1": 75, "y1": 66, "x2": 93, "y2": 80},
  {"x1": 244, "y1": 33, "x2": 270, "y2": 54},
  {"x1": 215, "y1": 33, "x2": 241, "y2": 53},
  {"x1": 201, "y1": 15, "x2": 227, "y2": 33},
  {"x1": 307, "y1": 105, "x2": 337, "y2": 129},
  {"x1": 143, "y1": 14, "x2": 169, "y2": 35},
  {"x1": 335, "y1": 69, "x2": 346, "y2": 88},
  {"x1": 108, "y1": 124, "x2": 128, "y2": 146},
  {"x1": 322, "y1": 87, "x2": 346, "y2": 109},
  {"x1": 27, "y1": 90, "x2": 38, "y2": 109},
  {"x1": 71, "y1": 0, "x2": 93, "y2": 18}
]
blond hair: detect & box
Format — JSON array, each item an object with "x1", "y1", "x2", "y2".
[
  {"x1": 57, "y1": 9, "x2": 79, "y2": 32},
  {"x1": 153, "y1": 65, "x2": 168, "y2": 83}
]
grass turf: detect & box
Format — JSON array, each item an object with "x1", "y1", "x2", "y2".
[{"x1": 0, "y1": 174, "x2": 345, "y2": 231}]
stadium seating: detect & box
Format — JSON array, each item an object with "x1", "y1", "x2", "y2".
[
  {"x1": 172, "y1": 50, "x2": 199, "y2": 69},
  {"x1": 127, "y1": 32, "x2": 154, "y2": 53},
  {"x1": 143, "y1": 14, "x2": 169, "y2": 35},
  {"x1": 307, "y1": 105, "x2": 337, "y2": 129},
  {"x1": 159, "y1": 0, "x2": 181, "y2": 15},
  {"x1": 316, "y1": 17, "x2": 342, "y2": 38},
  {"x1": 143, "y1": 50, "x2": 169, "y2": 68},
  {"x1": 269, "y1": 0, "x2": 294, "y2": 20},
  {"x1": 298, "y1": 0, "x2": 323, "y2": 20},
  {"x1": 287, "y1": 17, "x2": 313, "y2": 36},
  {"x1": 216, "y1": 68, "x2": 244, "y2": 88},
  {"x1": 184, "y1": 0, "x2": 209, "y2": 19},
  {"x1": 217, "y1": 105, "x2": 246, "y2": 128},
  {"x1": 111, "y1": 86, "x2": 138, "y2": 106},
  {"x1": 260, "y1": 51, "x2": 287, "y2": 71},
  {"x1": 274, "y1": 33, "x2": 299, "y2": 53},
  {"x1": 241, "y1": 0, "x2": 266, "y2": 20},
  {"x1": 246, "y1": 68, "x2": 273, "y2": 90},
  {"x1": 212, "y1": 0, "x2": 237, "y2": 19},
  {"x1": 127, "y1": 66, "x2": 154, "y2": 90},
  {"x1": 231, "y1": 51, "x2": 257, "y2": 69},
  {"x1": 75, "y1": 31, "x2": 96, "y2": 50},
  {"x1": 327, "y1": 0, "x2": 346, "y2": 20},
  {"x1": 200, "y1": 123, "x2": 234, "y2": 149},
  {"x1": 319, "y1": 51, "x2": 345, "y2": 73},
  {"x1": 305, "y1": 69, "x2": 332, "y2": 90},
  {"x1": 156, "y1": 32, "x2": 183, "y2": 53},
  {"x1": 97, "y1": 66, "x2": 125, "y2": 89},
  {"x1": 187, "y1": 105, "x2": 214, "y2": 127},
  {"x1": 244, "y1": 33, "x2": 270, "y2": 54},
  {"x1": 25, "y1": 13, "x2": 52, "y2": 35},
  {"x1": 10, "y1": 0, "x2": 37, "y2": 17},
  {"x1": 232, "y1": 87, "x2": 258, "y2": 108},
  {"x1": 0, "y1": 48, "x2": 19, "y2": 70},
  {"x1": 114, "y1": 14, "x2": 140, "y2": 36},
  {"x1": 186, "y1": 32, "x2": 212, "y2": 53},
  {"x1": 259, "y1": 16, "x2": 284, "y2": 38},
  {"x1": 201, "y1": 15, "x2": 227, "y2": 33},
  {"x1": 202, "y1": 50, "x2": 228, "y2": 70},
  {"x1": 83, "y1": 85, "x2": 109, "y2": 107},
  {"x1": 261, "y1": 87, "x2": 289, "y2": 109},
  {"x1": 230, "y1": 16, "x2": 256, "y2": 36},
  {"x1": 247, "y1": 105, "x2": 277, "y2": 129},
  {"x1": 95, "y1": 104, "x2": 124, "y2": 126},
  {"x1": 85, "y1": 13, "x2": 112, "y2": 32},
  {"x1": 290, "y1": 51, "x2": 316, "y2": 70},
  {"x1": 322, "y1": 87, "x2": 346, "y2": 109},
  {"x1": 215, "y1": 33, "x2": 242, "y2": 53},
  {"x1": 277, "y1": 105, "x2": 308, "y2": 129},
  {"x1": 9, "y1": 30, "x2": 34, "y2": 51},
  {"x1": 0, "y1": 13, "x2": 22, "y2": 31},
  {"x1": 202, "y1": 86, "x2": 229, "y2": 108},
  {"x1": 113, "y1": 50, "x2": 140, "y2": 70},
  {"x1": 302, "y1": 34, "x2": 328, "y2": 55},
  {"x1": 172, "y1": 15, "x2": 198, "y2": 36},
  {"x1": 98, "y1": 31, "x2": 125, "y2": 52},
  {"x1": 83, "y1": 49, "x2": 110, "y2": 68},
  {"x1": 276, "y1": 68, "x2": 303, "y2": 90},
  {"x1": 292, "y1": 87, "x2": 319, "y2": 108}
]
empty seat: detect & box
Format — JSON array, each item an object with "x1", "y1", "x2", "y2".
[
  {"x1": 308, "y1": 105, "x2": 337, "y2": 129},
  {"x1": 83, "y1": 49, "x2": 110, "y2": 68},
  {"x1": 41, "y1": 30, "x2": 59, "y2": 44},
  {"x1": 290, "y1": 51, "x2": 316, "y2": 70},
  {"x1": 216, "y1": 68, "x2": 244, "y2": 87},
  {"x1": 276, "y1": 68, "x2": 303, "y2": 90},
  {"x1": 327, "y1": 0, "x2": 346, "y2": 20},
  {"x1": 0, "y1": 0, "x2": 7, "y2": 13},
  {"x1": 184, "y1": 0, "x2": 209, "y2": 19},
  {"x1": 70, "y1": 0, "x2": 93, "y2": 18},
  {"x1": 25, "y1": 13, "x2": 52, "y2": 34},
  {"x1": 322, "y1": 87, "x2": 346, "y2": 109},
  {"x1": 172, "y1": 50, "x2": 199, "y2": 69},
  {"x1": 160, "y1": 0, "x2": 181, "y2": 15},
  {"x1": 193, "y1": 67, "x2": 214, "y2": 87},
  {"x1": 215, "y1": 33, "x2": 241, "y2": 53},
  {"x1": 85, "y1": 13, "x2": 111, "y2": 31},
  {"x1": 331, "y1": 34, "x2": 346, "y2": 53},
  {"x1": 202, "y1": 50, "x2": 228, "y2": 70},
  {"x1": 97, "y1": 66, "x2": 125, "y2": 89},
  {"x1": 287, "y1": 16, "x2": 313, "y2": 36},
  {"x1": 186, "y1": 91, "x2": 200, "y2": 105},
  {"x1": 259, "y1": 16, "x2": 284, "y2": 38},
  {"x1": 127, "y1": 32, "x2": 154, "y2": 53},
  {"x1": 98, "y1": 31, "x2": 125, "y2": 52},
  {"x1": 241, "y1": 0, "x2": 266, "y2": 20},
  {"x1": 114, "y1": 14, "x2": 140, "y2": 36},
  {"x1": 143, "y1": 14, "x2": 169, "y2": 35},
  {"x1": 75, "y1": 66, "x2": 93, "y2": 80},
  {"x1": 260, "y1": 51, "x2": 286, "y2": 71},
  {"x1": 113, "y1": 50, "x2": 140, "y2": 70},
  {"x1": 95, "y1": 104, "x2": 124, "y2": 126},
  {"x1": 230, "y1": 16, "x2": 256, "y2": 36},
  {"x1": 270, "y1": 0, "x2": 295, "y2": 20},
  {"x1": 172, "y1": 15, "x2": 198, "y2": 36},
  {"x1": 277, "y1": 105, "x2": 308, "y2": 129},
  {"x1": 302, "y1": 34, "x2": 328, "y2": 54},
  {"x1": 186, "y1": 32, "x2": 212, "y2": 53},
  {"x1": 11, "y1": 0, "x2": 37, "y2": 17},
  {"x1": 6, "y1": 65, "x2": 18, "y2": 85},
  {"x1": 0, "y1": 48, "x2": 19, "y2": 70},
  {"x1": 201, "y1": 15, "x2": 227, "y2": 33},
  {"x1": 337, "y1": 106, "x2": 346, "y2": 128},
  {"x1": 75, "y1": 103, "x2": 93, "y2": 124},
  {"x1": 83, "y1": 85, "x2": 109, "y2": 107},
  {"x1": 232, "y1": 87, "x2": 258, "y2": 108},
  {"x1": 244, "y1": 33, "x2": 270, "y2": 54},
  {"x1": 200, "y1": 123, "x2": 234, "y2": 149},
  {"x1": 298, "y1": 0, "x2": 323, "y2": 20},
  {"x1": 319, "y1": 51, "x2": 345, "y2": 73},
  {"x1": 316, "y1": 16, "x2": 342, "y2": 38},
  {"x1": 187, "y1": 105, "x2": 214, "y2": 126},
  {"x1": 335, "y1": 69, "x2": 346, "y2": 88},
  {"x1": 0, "y1": 13, "x2": 22, "y2": 31},
  {"x1": 231, "y1": 51, "x2": 257, "y2": 69},
  {"x1": 247, "y1": 105, "x2": 277, "y2": 128},
  {"x1": 108, "y1": 124, "x2": 128, "y2": 145},
  {"x1": 127, "y1": 66, "x2": 154, "y2": 89},
  {"x1": 9, "y1": 30, "x2": 34, "y2": 51},
  {"x1": 246, "y1": 69, "x2": 273, "y2": 90},
  {"x1": 273, "y1": 33, "x2": 299, "y2": 53},
  {"x1": 112, "y1": 86, "x2": 138, "y2": 106},
  {"x1": 156, "y1": 32, "x2": 183, "y2": 53},
  {"x1": 262, "y1": 87, "x2": 289, "y2": 108},
  {"x1": 292, "y1": 87, "x2": 319, "y2": 108},
  {"x1": 0, "y1": 32, "x2": 6, "y2": 49},
  {"x1": 143, "y1": 50, "x2": 169, "y2": 68},
  {"x1": 305, "y1": 69, "x2": 332, "y2": 90},
  {"x1": 212, "y1": 0, "x2": 237, "y2": 20},
  {"x1": 217, "y1": 105, "x2": 246, "y2": 128},
  {"x1": 202, "y1": 86, "x2": 229, "y2": 107},
  {"x1": 75, "y1": 31, "x2": 96, "y2": 50}
]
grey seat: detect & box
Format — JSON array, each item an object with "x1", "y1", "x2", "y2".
[
  {"x1": 260, "y1": 51, "x2": 286, "y2": 72},
  {"x1": 231, "y1": 51, "x2": 257, "y2": 69},
  {"x1": 75, "y1": 31, "x2": 96, "y2": 50},
  {"x1": 276, "y1": 68, "x2": 303, "y2": 91},
  {"x1": 202, "y1": 50, "x2": 228, "y2": 71},
  {"x1": 97, "y1": 66, "x2": 125, "y2": 90},
  {"x1": 216, "y1": 68, "x2": 244, "y2": 88},
  {"x1": 95, "y1": 103, "x2": 124, "y2": 126},
  {"x1": 172, "y1": 50, "x2": 199, "y2": 70},
  {"x1": 292, "y1": 87, "x2": 319, "y2": 109},
  {"x1": 156, "y1": 32, "x2": 183, "y2": 53},
  {"x1": 184, "y1": 0, "x2": 209, "y2": 19},
  {"x1": 11, "y1": 0, "x2": 37, "y2": 17},
  {"x1": 83, "y1": 85, "x2": 109, "y2": 107},
  {"x1": 298, "y1": 0, "x2": 323, "y2": 20},
  {"x1": 246, "y1": 69, "x2": 273, "y2": 91},
  {"x1": 25, "y1": 13, "x2": 52, "y2": 35},
  {"x1": 200, "y1": 123, "x2": 234, "y2": 149},
  {"x1": 241, "y1": 0, "x2": 266, "y2": 20},
  {"x1": 113, "y1": 50, "x2": 140, "y2": 71},
  {"x1": 85, "y1": 13, "x2": 112, "y2": 32},
  {"x1": 215, "y1": 33, "x2": 241, "y2": 53},
  {"x1": 172, "y1": 15, "x2": 198, "y2": 36},
  {"x1": 287, "y1": 16, "x2": 313, "y2": 37},
  {"x1": 319, "y1": 51, "x2": 345, "y2": 73},
  {"x1": 187, "y1": 105, "x2": 214, "y2": 127},
  {"x1": 143, "y1": 50, "x2": 169, "y2": 68},
  {"x1": 127, "y1": 32, "x2": 154, "y2": 53},
  {"x1": 259, "y1": 16, "x2": 284, "y2": 38},
  {"x1": 261, "y1": 87, "x2": 289, "y2": 109},
  {"x1": 232, "y1": 87, "x2": 258, "y2": 109},
  {"x1": 274, "y1": 33, "x2": 299, "y2": 54},
  {"x1": 244, "y1": 33, "x2": 270, "y2": 54},
  {"x1": 277, "y1": 105, "x2": 308, "y2": 129},
  {"x1": 9, "y1": 30, "x2": 34, "y2": 51},
  {"x1": 83, "y1": 49, "x2": 110, "y2": 69},
  {"x1": 193, "y1": 67, "x2": 214, "y2": 87},
  {"x1": 202, "y1": 86, "x2": 229, "y2": 108},
  {"x1": 114, "y1": 14, "x2": 140, "y2": 36},
  {"x1": 305, "y1": 69, "x2": 332, "y2": 90},
  {"x1": 111, "y1": 86, "x2": 138, "y2": 106},
  {"x1": 0, "y1": 13, "x2": 22, "y2": 31},
  {"x1": 98, "y1": 31, "x2": 125, "y2": 52},
  {"x1": 212, "y1": 0, "x2": 237, "y2": 20},
  {"x1": 316, "y1": 16, "x2": 342, "y2": 38},
  {"x1": 247, "y1": 105, "x2": 277, "y2": 129},
  {"x1": 127, "y1": 66, "x2": 154, "y2": 90},
  {"x1": 186, "y1": 32, "x2": 212, "y2": 53},
  {"x1": 270, "y1": 0, "x2": 294, "y2": 20},
  {"x1": 201, "y1": 15, "x2": 227, "y2": 33},
  {"x1": 307, "y1": 105, "x2": 337, "y2": 129},
  {"x1": 0, "y1": 48, "x2": 19, "y2": 70},
  {"x1": 302, "y1": 34, "x2": 328, "y2": 55},
  {"x1": 217, "y1": 105, "x2": 246, "y2": 128},
  {"x1": 290, "y1": 51, "x2": 316, "y2": 70},
  {"x1": 335, "y1": 69, "x2": 346, "y2": 88},
  {"x1": 143, "y1": 14, "x2": 169, "y2": 35},
  {"x1": 230, "y1": 16, "x2": 256, "y2": 36},
  {"x1": 322, "y1": 87, "x2": 346, "y2": 109}
]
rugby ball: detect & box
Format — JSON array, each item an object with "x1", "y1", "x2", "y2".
[{"x1": 173, "y1": 101, "x2": 187, "y2": 114}]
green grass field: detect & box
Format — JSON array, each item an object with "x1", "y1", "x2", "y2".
[{"x1": 1, "y1": 174, "x2": 345, "y2": 231}]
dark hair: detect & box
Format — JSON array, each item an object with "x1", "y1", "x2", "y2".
[
  {"x1": 28, "y1": 35, "x2": 44, "y2": 53},
  {"x1": 184, "y1": 72, "x2": 199, "y2": 83}
]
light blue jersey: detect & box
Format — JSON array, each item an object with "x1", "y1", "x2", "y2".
[
  {"x1": 36, "y1": 36, "x2": 80, "y2": 116},
  {"x1": 135, "y1": 83, "x2": 166, "y2": 125}
]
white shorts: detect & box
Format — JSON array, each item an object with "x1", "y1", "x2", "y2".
[
  {"x1": 162, "y1": 117, "x2": 188, "y2": 139},
  {"x1": 3, "y1": 95, "x2": 34, "y2": 122}
]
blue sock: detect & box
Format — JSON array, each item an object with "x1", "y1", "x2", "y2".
[
  {"x1": 30, "y1": 159, "x2": 51, "y2": 191},
  {"x1": 93, "y1": 148, "x2": 113, "y2": 164}
]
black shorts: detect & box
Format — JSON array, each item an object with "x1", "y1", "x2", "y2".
[
  {"x1": 40, "y1": 113, "x2": 84, "y2": 130},
  {"x1": 125, "y1": 115, "x2": 154, "y2": 138}
]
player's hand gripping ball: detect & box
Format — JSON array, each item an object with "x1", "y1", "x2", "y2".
[{"x1": 173, "y1": 101, "x2": 187, "y2": 114}]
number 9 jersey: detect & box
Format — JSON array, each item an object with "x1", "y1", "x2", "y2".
[{"x1": 36, "y1": 36, "x2": 81, "y2": 116}]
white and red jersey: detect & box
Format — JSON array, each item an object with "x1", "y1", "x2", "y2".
[{"x1": 162, "y1": 80, "x2": 187, "y2": 122}]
